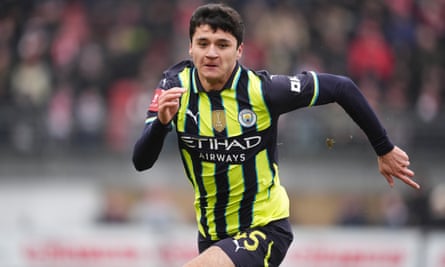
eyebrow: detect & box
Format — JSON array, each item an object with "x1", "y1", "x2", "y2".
[{"x1": 195, "y1": 37, "x2": 232, "y2": 43}]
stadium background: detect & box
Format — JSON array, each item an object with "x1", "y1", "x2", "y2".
[{"x1": 0, "y1": 0, "x2": 444, "y2": 266}]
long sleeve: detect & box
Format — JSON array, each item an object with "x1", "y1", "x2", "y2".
[
  {"x1": 132, "y1": 61, "x2": 191, "y2": 171},
  {"x1": 315, "y1": 73, "x2": 394, "y2": 156},
  {"x1": 132, "y1": 119, "x2": 171, "y2": 171},
  {"x1": 264, "y1": 71, "x2": 394, "y2": 156}
]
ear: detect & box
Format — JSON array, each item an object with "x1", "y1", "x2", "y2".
[
  {"x1": 189, "y1": 43, "x2": 192, "y2": 56},
  {"x1": 236, "y1": 43, "x2": 244, "y2": 60}
]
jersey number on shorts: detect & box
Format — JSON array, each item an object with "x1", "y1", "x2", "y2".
[{"x1": 233, "y1": 230, "x2": 267, "y2": 251}]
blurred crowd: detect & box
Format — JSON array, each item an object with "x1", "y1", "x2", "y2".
[
  {"x1": 1, "y1": 0, "x2": 444, "y2": 231},
  {"x1": 0, "y1": 0, "x2": 444, "y2": 156},
  {"x1": 95, "y1": 179, "x2": 445, "y2": 230}
]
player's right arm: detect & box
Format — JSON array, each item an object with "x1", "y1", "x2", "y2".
[
  {"x1": 132, "y1": 86, "x2": 184, "y2": 172},
  {"x1": 132, "y1": 115, "x2": 171, "y2": 171},
  {"x1": 132, "y1": 61, "x2": 191, "y2": 171}
]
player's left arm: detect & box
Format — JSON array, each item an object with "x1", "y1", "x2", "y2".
[
  {"x1": 265, "y1": 72, "x2": 419, "y2": 189},
  {"x1": 265, "y1": 72, "x2": 394, "y2": 155},
  {"x1": 316, "y1": 73, "x2": 419, "y2": 189}
]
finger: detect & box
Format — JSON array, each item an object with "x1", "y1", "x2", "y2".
[
  {"x1": 383, "y1": 173, "x2": 394, "y2": 188},
  {"x1": 397, "y1": 175, "x2": 421, "y2": 190},
  {"x1": 163, "y1": 88, "x2": 186, "y2": 99},
  {"x1": 396, "y1": 157, "x2": 409, "y2": 165},
  {"x1": 402, "y1": 168, "x2": 415, "y2": 178},
  {"x1": 160, "y1": 88, "x2": 185, "y2": 98},
  {"x1": 160, "y1": 101, "x2": 180, "y2": 108},
  {"x1": 160, "y1": 93, "x2": 183, "y2": 103},
  {"x1": 169, "y1": 87, "x2": 186, "y2": 93}
]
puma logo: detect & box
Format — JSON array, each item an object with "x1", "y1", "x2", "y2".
[
  {"x1": 186, "y1": 109, "x2": 199, "y2": 124},
  {"x1": 232, "y1": 239, "x2": 247, "y2": 252}
]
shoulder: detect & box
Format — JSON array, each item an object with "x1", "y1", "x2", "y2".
[
  {"x1": 244, "y1": 67, "x2": 272, "y2": 83},
  {"x1": 164, "y1": 60, "x2": 194, "y2": 77},
  {"x1": 159, "y1": 60, "x2": 194, "y2": 89},
  {"x1": 244, "y1": 67, "x2": 313, "y2": 90}
]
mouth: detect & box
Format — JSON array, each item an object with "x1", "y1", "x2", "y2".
[{"x1": 204, "y1": 63, "x2": 218, "y2": 69}]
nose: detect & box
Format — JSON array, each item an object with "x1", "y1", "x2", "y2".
[{"x1": 206, "y1": 44, "x2": 218, "y2": 58}]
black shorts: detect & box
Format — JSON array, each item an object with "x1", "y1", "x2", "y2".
[{"x1": 198, "y1": 219, "x2": 293, "y2": 267}]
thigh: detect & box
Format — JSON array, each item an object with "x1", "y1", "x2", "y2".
[{"x1": 183, "y1": 246, "x2": 234, "y2": 267}]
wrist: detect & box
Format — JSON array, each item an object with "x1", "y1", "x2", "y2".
[
  {"x1": 154, "y1": 118, "x2": 172, "y2": 131},
  {"x1": 373, "y1": 137, "x2": 394, "y2": 156}
]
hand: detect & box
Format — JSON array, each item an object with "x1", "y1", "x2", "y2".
[
  {"x1": 377, "y1": 146, "x2": 420, "y2": 190},
  {"x1": 157, "y1": 87, "x2": 186, "y2": 125}
]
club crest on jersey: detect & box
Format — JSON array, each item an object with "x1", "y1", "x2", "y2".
[
  {"x1": 212, "y1": 110, "x2": 226, "y2": 132},
  {"x1": 238, "y1": 109, "x2": 256, "y2": 127}
]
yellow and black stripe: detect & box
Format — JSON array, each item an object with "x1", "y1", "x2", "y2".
[{"x1": 174, "y1": 64, "x2": 289, "y2": 240}]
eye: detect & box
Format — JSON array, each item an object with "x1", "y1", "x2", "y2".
[
  {"x1": 218, "y1": 43, "x2": 229, "y2": 49},
  {"x1": 197, "y1": 41, "x2": 208, "y2": 48}
]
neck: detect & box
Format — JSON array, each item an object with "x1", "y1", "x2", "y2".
[
  {"x1": 200, "y1": 77, "x2": 225, "y2": 92},
  {"x1": 198, "y1": 62, "x2": 238, "y2": 92}
]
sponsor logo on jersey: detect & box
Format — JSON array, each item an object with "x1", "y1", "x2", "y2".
[
  {"x1": 180, "y1": 135, "x2": 262, "y2": 164},
  {"x1": 180, "y1": 136, "x2": 261, "y2": 151}
]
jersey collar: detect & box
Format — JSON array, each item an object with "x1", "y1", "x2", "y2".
[{"x1": 191, "y1": 62, "x2": 242, "y2": 94}]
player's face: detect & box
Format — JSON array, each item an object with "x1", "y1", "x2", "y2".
[{"x1": 189, "y1": 24, "x2": 243, "y2": 91}]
